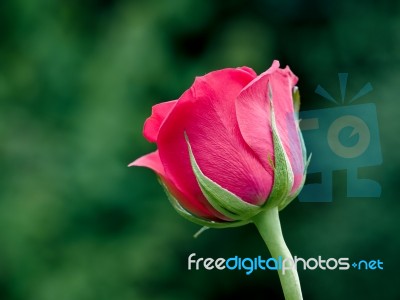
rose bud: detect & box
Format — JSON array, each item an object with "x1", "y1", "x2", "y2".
[{"x1": 130, "y1": 60, "x2": 309, "y2": 228}]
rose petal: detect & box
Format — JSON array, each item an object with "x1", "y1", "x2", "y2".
[
  {"x1": 238, "y1": 66, "x2": 258, "y2": 77},
  {"x1": 269, "y1": 66, "x2": 304, "y2": 193},
  {"x1": 143, "y1": 100, "x2": 177, "y2": 143},
  {"x1": 237, "y1": 61, "x2": 304, "y2": 194},
  {"x1": 236, "y1": 60, "x2": 280, "y2": 172},
  {"x1": 129, "y1": 150, "x2": 165, "y2": 173},
  {"x1": 129, "y1": 151, "x2": 225, "y2": 220},
  {"x1": 158, "y1": 68, "x2": 272, "y2": 206}
]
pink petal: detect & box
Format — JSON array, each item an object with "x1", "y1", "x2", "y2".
[
  {"x1": 269, "y1": 66, "x2": 304, "y2": 193},
  {"x1": 143, "y1": 100, "x2": 177, "y2": 143},
  {"x1": 237, "y1": 61, "x2": 304, "y2": 194},
  {"x1": 235, "y1": 60, "x2": 280, "y2": 172},
  {"x1": 129, "y1": 150, "x2": 165, "y2": 173},
  {"x1": 129, "y1": 151, "x2": 227, "y2": 220},
  {"x1": 157, "y1": 67, "x2": 273, "y2": 206},
  {"x1": 237, "y1": 66, "x2": 258, "y2": 77}
]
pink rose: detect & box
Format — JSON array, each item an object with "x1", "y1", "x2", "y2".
[{"x1": 130, "y1": 60, "x2": 308, "y2": 227}]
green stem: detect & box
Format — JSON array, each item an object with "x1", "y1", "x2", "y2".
[{"x1": 252, "y1": 207, "x2": 303, "y2": 300}]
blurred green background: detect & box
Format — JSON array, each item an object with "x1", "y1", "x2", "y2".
[{"x1": 0, "y1": 0, "x2": 399, "y2": 299}]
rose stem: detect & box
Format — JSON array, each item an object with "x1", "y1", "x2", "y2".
[{"x1": 252, "y1": 206, "x2": 303, "y2": 300}]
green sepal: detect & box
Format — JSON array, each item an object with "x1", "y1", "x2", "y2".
[
  {"x1": 263, "y1": 85, "x2": 294, "y2": 209},
  {"x1": 158, "y1": 178, "x2": 252, "y2": 229},
  {"x1": 278, "y1": 86, "x2": 311, "y2": 210},
  {"x1": 279, "y1": 153, "x2": 312, "y2": 210},
  {"x1": 185, "y1": 133, "x2": 262, "y2": 221},
  {"x1": 293, "y1": 86, "x2": 300, "y2": 117},
  {"x1": 278, "y1": 119, "x2": 312, "y2": 210}
]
